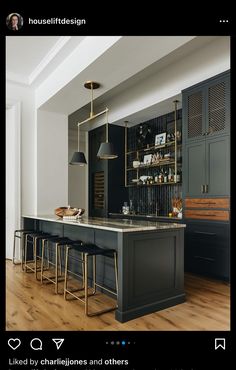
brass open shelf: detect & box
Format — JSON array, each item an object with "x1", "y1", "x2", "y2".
[
  {"x1": 127, "y1": 160, "x2": 177, "y2": 171},
  {"x1": 126, "y1": 141, "x2": 182, "y2": 155},
  {"x1": 125, "y1": 181, "x2": 182, "y2": 188}
]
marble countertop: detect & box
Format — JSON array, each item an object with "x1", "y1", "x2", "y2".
[{"x1": 22, "y1": 215, "x2": 186, "y2": 233}]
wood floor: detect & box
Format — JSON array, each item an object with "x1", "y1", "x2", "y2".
[{"x1": 6, "y1": 260, "x2": 230, "y2": 331}]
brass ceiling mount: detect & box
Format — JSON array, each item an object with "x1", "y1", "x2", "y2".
[{"x1": 84, "y1": 81, "x2": 100, "y2": 89}]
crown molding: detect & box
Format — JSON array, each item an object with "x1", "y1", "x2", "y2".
[{"x1": 28, "y1": 36, "x2": 71, "y2": 85}]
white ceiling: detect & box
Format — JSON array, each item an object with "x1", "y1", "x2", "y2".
[
  {"x1": 6, "y1": 35, "x2": 221, "y2": 129},
  {"x1": 6, "y1": 36, "x2": 85, "y2": 86}
]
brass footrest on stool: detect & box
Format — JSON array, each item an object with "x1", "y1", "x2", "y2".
[
  {"x1": 64, "y1": 243, "x2": 118, "y2": 316},
  {"x1": 13, "y1": 229, "x2": 35, "y2": 269},
  {"x1": 41, "y1": 237, "x2": 79, "y2": 294}
]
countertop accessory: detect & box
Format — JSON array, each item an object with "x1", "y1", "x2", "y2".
[{"x1": 55, "y1": 207, "x2": 85, "y2": 218}]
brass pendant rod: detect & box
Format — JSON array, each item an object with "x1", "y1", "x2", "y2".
[
  {"x1": 106, "y1": 109, "x2": 109, "y2": 143},
  {"x1": 77, "y1": 108, "x2": 108, "y2": 126},
  {"x1": 173, "y1": 100, "x2": 178, "y2": 182},
  {"x1": 90, "y1": 83, "x2": 93, "y2": 118},
  {"x1": 124, "y1": 121, "x2": 128, "y2": 187}
]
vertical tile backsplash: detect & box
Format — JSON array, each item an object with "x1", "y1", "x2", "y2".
[{"x1": 127, "y1": 109, "x2": 182, "y2": 216}]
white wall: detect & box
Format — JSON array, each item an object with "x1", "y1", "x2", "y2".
[
  {"x1": 6, "y1": 82, "x2": 36, "y2": 215},
  {"x1": 68, "y1": 130, "x2": 88, "y2": 214},
  {"x1": 6, "y1": 107, "x2": 17, "y2": 258},
  {"x1": 37, "y1": 110, "x2": 68, "y2": 213}
]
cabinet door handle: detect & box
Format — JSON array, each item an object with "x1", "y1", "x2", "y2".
[
  {"x1": 194, "y1": 231, "x2": 216, "y2": 236},
  {"x1": 196, "y1": 213, "x2": 217, "y2": 217},
  {"x1": 195, "y1": 202, "x2": 216, "y2": 205},
  {"x1": 205, "y1": 184, "x2": 208, "y2": 193},
  {"x1": 201, "y1": 185, "x2": 205, "y2": 193},
  {"x1": 194, "y1": 255, "x2": 215, "y2": 262}
]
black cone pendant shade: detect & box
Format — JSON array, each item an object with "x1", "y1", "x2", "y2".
[
  {"x1": 70, "y1": 151, "x2": 87, "y2": 165},
  {"x1": 97, "y1": 142, "x2": 117, "y2": 159},
  {"x1": 97, "y1": 110, "x2": 118, "y2": 159},
  {"x1": 70, "y1": 120, "x2": 87, "y2": 165}
]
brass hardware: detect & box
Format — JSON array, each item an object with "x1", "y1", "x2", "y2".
[
  {"x1": 173, "y1": 100, "x2": 179, "y2": 183},
  {"x1": 84, "y1": 81, "x2": 100, "y2": 90},
  {"x1": 41, "y1": 241, "x2": 64, "y2": 294},
  {"x1": 195, "y1": 202, "x2": 216, "y2": 205},
  {"x1": 77, "y1": 81, "x2": 108, "y2": 126},
  {"x1": 64, "y1": 248, "x2": 118, "y2": 317},
  {"x1": 124, "y1": 121, "x2": 128, "y2": 187},
  {"x1": 84, "y1": 81, "x2": 100, "y2": 118}
]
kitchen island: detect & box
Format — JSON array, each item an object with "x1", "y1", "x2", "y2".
[{"x1": 22, "y1": 215, "x2": 186, "y2": 323}]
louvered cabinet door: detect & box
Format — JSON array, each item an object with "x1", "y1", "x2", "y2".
[
  {"x1": 206, "y1": 74, "x2": 230, "y2": 137},
  {"x1": 185, "y1": 89, "x2": 204, "y2": 141}
]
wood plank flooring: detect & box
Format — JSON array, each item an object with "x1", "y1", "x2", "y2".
[{"x1": 6, "y1": 260, "x2": 230, "y2": 331}]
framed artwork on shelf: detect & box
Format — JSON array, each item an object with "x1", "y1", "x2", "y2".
[
  {"x1": 143, "y1": 154, "x2": 152, "y2": 165},
  {"x1": 155, "y1": 132, "x2": 166, "y2": 146}
]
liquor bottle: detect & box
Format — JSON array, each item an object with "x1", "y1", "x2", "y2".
[
  {"x1": 168, "y1": 167, "x2": 172, "y2": 182},
  {"x1": 154, "y1": 171, "x2": 158, "y2": 183},
  {"x1": 159, "y1": 168, "x2": 164, "y2": 183},
  {"x1": 176, "y1": 169, "x2": 182, "y2": 183},
  {"x1": 164, "y1": 169, "x2": 168, "y2": 183}
]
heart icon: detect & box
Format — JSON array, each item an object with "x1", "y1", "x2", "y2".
[{"x1": 8, "y1": 338, "x2": 21, "y2": 350}]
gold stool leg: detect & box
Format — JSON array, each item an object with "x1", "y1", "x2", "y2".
[
  {"x1": 24, "y1": 234, "x2": 29, "y2": 272},
  {"x1": 93, "y1": 255, "x2": 96, "y2": 294},
  {"x1": 12, "y1": 231, "x2": 16, "y2": 264},
  {"x1": 84, "y1": 253, "x2": 88, "y2": 316},
  {"x1": 58, "y1": 244, "x2": 62, "y2": 276},
  {"x1": 34, "y1": 237, "x2": 38, "y2": 279},
  {"x1": 64, "y1": 246, "x2": 70, "y2": 299},
  {"x1": 82, "y1": 252, "x2": 85, "y2": 288},
  {"x1": 41, "y1": 239, "x2": 45, "y2": 284},
  {"x1": 21, "y1": 234, "x2": 25, "y2": 271},
  {"x1": 55, "y1": 243, "x2": 58, "y2": 294}
]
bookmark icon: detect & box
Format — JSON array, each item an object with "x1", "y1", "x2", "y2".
[{"x1": 52, "y1": 338, "x2": 64, "y2": 350}]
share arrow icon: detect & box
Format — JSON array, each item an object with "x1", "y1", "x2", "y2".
[{"x1": 52, "y1": 338, "x2": 64, "y2": 350}]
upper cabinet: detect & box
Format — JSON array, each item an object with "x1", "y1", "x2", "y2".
[
  {"x1": 182, "y1": 71, "x2": 230, "y2": 198},
  {"x1": 183, "y1": 71, "x2": 230, "y2": 143}
]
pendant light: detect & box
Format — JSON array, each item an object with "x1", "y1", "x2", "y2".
[
  {"x1": 70, "y1": 122, "x2": 87, "y2": 165},
  {"x1": 97, "y1": 109, "x2": 118, "y2": 159}
]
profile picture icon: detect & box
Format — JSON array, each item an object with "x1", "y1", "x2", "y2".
[{"x1": 6, "y1": 13, "x2": 23, "y2": 31}]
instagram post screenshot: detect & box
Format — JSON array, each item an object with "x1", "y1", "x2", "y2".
[{"x1": 1, "y1": 7, "x2": 234, "y2": 370}]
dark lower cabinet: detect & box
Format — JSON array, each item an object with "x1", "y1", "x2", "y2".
[{"x1": 184, "y1": 220, "x2": 230, "y2": 280}]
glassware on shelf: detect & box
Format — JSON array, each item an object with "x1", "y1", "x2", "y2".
[{"x1": 122, "y1": 202, "x2": 130, "y2": 215}]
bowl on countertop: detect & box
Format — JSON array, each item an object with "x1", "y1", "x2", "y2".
[{"x1": 55, "y1": 207, "x2": 85, "y2": 218}]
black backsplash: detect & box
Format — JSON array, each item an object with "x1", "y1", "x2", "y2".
[{"x1": 127, "y1": 109, "x2": 182, "y2": 216}]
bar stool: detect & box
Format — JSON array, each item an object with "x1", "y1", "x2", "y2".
[
  {"x1": 64, "y1": 243, "x2": 118, "y2": 316},
  {"x1": 13, "y1": 229, "x2": 35, "y2": 269},
  {"x1": 41, "y1": 236, "x2": 77, "y2": 294},
  {"x1": 24, "y1": 231, "x2": 55, "y2": 279}
]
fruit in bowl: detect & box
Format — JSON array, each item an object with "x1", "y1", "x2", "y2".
[{"x1": 55, "y1": 207, "x2": 85, "y2": 218}]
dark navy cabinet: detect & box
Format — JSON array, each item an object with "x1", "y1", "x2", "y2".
[
  {"x1": 183, "y1": 71, "x2": 230, "y2": 198},
  {"x1": 183, "y1": 70, "x2": 230, "y2": 144},
  {"x1": 184, "y1": 220, "x2": 230, "y2": 280},
  {"x1": 182, "y1": 70, "x2": 230, "y2": 280},
  {"x1": 184, "y1": 135, "x2": 230, "y2": 198}
]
